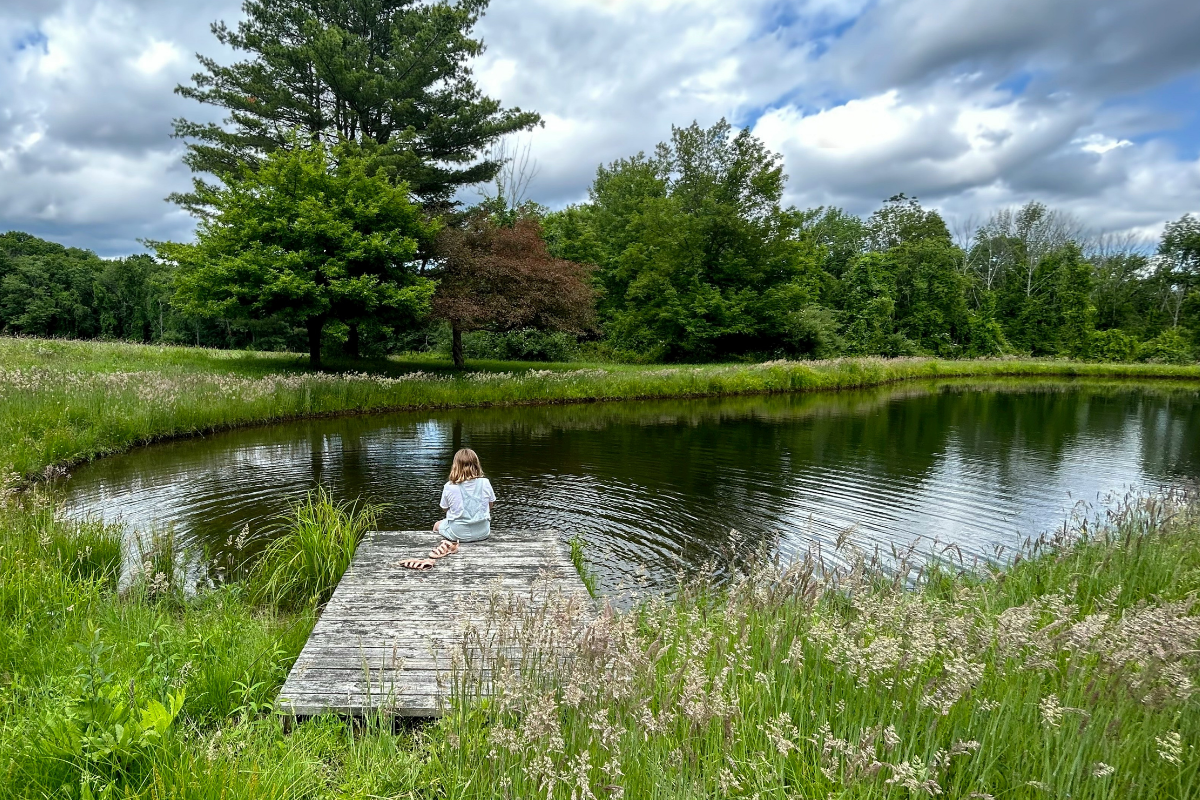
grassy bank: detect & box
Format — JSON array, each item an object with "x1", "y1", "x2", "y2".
[
  {"x1": 1, "y1": 487, "x2": 1197, "y2": 797},
  {"x1": 3, "y1": 336, "x2": 1200, "y2": 484}
]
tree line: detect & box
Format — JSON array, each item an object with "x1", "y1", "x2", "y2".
[
  {"x1": 541, "y1": 119, "x2": 1199, "y2": 365},
  {"x1": 1, "y1": 0, "x2": 1197, "y2": 366}
]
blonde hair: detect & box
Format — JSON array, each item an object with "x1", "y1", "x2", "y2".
[{"x1": 448, "y1": 448, "x2": 484, "y2": 484}]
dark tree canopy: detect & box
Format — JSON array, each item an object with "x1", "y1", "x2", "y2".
[
  {"x1": 434, "y1": 212, "x2": 595, "y2": 367},
  {"x1": 173, "y1": 0, "x2": 540, "y2": 208},
  {"x1": 0, "y1": 233, "x2": 174, "y2": 342}
]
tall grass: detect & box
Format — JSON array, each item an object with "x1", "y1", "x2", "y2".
[
  {"x1": 250, "y1": 488, "x2": 380, "y2": 609},
  {"x1": 4, "y1": 335, "x2": 1200, "y2": 484},
  {"x1": 430, "y1": 490, "x2": 1200, "y2": 799},
  {"x1": 568, "y1": 535, "x2": 598, "y2": 597},
  {"x1": 0, "y1": 497, "x2": 313, "y2": 797},
  {"x1": 1, "y1": 486, "x2": 1197, "y2": 797}
]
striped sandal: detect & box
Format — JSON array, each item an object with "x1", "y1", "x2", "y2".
[{"x1": 429, "y1": 540, "x2": 459, "y2": 559}]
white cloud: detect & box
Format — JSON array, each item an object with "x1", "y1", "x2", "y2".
[
  {"x1": 1, "y1": 0, "x2": 1200, "y2": 254},
  {"x1": 755, "y1": 80, "x2": 1200, "y2": 234},
  {"x1": 474, "y1": 0, "x2": 1200, "y2": 238},
  {"x1": 472, "y1": 0, "x2": 808, "y2": 204},
  {"x1": 753, "y1": 85, "x2": 1091, "y2": 201},
  {"x1": 0, "y1": 0, "x2": 238, "y2": 253},
  {"x1": 1075, "y1": 134, "x2": 1133, "y2": 155},
  {"x1": 822, "y1": 0, "x2": 1200, "y2": 95},
  {"x1": 134, "y1": 40, "x2": 183, "y2": 75}
]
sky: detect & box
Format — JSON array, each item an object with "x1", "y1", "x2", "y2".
[{"x1": 2, "y1": 0, "x2": 1200, "y2": 256}]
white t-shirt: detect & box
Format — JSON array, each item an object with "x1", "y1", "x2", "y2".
[{"x1": 440, "y1": 477, "x2": 496, "y2": 522}]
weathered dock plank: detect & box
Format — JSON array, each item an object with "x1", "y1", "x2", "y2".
[{"x1": 277, "y1": 529, "x2": 591, "y2": 719}]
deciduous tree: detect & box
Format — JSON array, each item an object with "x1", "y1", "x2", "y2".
[
  {"x1": 547, "y1": 119, "x2": 823, "y2": 361},
  {"x1": 1157, "y1": 214, "x2": 1200, "y2": 333},
  {"x1": 157, "y1": 139, "x2": 434, "y2": 368},
  {"x1": 433, "y1": 212, "x2": 594, "y2": 368}
]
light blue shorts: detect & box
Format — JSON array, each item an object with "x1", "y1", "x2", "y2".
[{"x1": 440, "y1": 518, "x2": 490, "y2": 542}]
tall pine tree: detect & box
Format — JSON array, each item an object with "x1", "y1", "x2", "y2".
[{"x1": 172, "y1": 0, "x2": 540, "y2": 209}]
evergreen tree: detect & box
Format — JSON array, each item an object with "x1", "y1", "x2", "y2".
[{"x1": 173, "y1": 0, "x2": 540, "y2": 208}]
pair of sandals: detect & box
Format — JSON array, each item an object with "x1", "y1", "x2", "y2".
[{"x1": 400, "y1": 539, "x2": 459, "y2": 571}]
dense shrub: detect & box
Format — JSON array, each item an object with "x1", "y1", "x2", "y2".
[
  {"x1": 461, "y1": 328, "x2": 580, "y2": 362},
  {"x1": 1139, "y1": 327, "x2": 1195, "y2": 364},
  {"x1": 1092, "y1": 328, "x2": 1141, "y2": 362}
]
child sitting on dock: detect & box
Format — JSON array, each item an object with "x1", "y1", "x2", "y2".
[{"x1": 402, "y1": 448, "x2": 496, "y2": 570}]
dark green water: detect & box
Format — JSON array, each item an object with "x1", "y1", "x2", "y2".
[{"x1": 61, "y1": 379, "x2": 1200, "y2": 592}]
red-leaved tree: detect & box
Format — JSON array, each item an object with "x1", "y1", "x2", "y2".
[{"x1": 433, "y1": 213, "x2": 596, "y2": 367}]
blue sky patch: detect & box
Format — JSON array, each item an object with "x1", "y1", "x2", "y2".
[
  {"x1": 996, "y1": 71, "x2": 1036, "y2": 98},
  {"x1": 12, "y1": 29, "x2": 49, "y2": 55},
  {"x1": 757, "y1": 0, "x2": 863, "y2": 57},
  {"x1": 1113, "y1": 74, "x2": 1200, "y2": 159}
]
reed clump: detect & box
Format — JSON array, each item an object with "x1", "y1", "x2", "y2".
[
  {"x1": 250, "y1": 488, "x2": 381, "y2": 609},
  {"x1": 568, "y1": 535, "x2": 598, "y2": 597}
]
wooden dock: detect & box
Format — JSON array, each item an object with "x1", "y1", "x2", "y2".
[{"x1": 277, "y1": 529, "x2": 592, "y2": 719}]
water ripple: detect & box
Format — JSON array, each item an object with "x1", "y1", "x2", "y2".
[{"x1": 59, "y1": 380, "x2": 1200, "y2": 593}]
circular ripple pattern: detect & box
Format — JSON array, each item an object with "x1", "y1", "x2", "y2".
[{"x1": 60, "y1": 380, "x2": 1200, "y2": 593}]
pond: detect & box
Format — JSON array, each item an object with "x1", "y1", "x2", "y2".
[{"x1": 60, "y1": 378, "x2": 1200, "y2": 593}]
